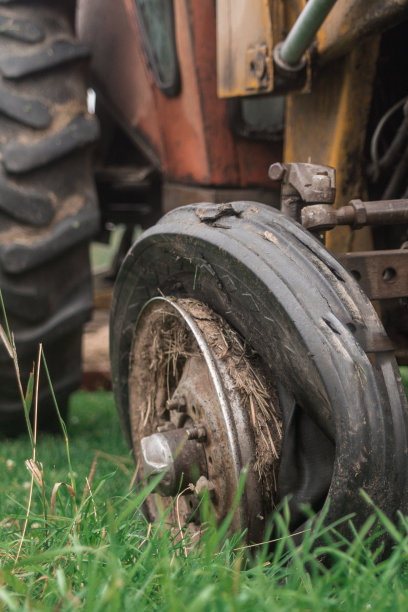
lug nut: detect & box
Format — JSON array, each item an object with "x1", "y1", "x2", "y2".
[
  {"x1": 166, "y1": 396, "x2": 187, "y2": 412},
  {"x1": 195, "y1": 475, "x2": 215, "y2": 497},
  {"x1": 186, "y1": 425, "x2": 207, "y2": 441}
]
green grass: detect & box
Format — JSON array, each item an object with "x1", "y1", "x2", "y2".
[
  {"x1": 90, "y1": 225, "x2": 126, "y2": 270},
  {"x1": 0, "y1": 392, "x2": 129, "y2": 517},
  {"x1": 400, "y1": 366, "x2": 408, "y2": 397},
  {"x1": 0, "y1": 392, "x2": 408, "y2": 610},
  {"x1": 90, "y1": 225, "x2": 142, "y2": 271}
]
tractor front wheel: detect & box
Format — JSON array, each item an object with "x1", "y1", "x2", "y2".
[{"x1": 111, "y1": 201, "x2": 408, "y2": 540}]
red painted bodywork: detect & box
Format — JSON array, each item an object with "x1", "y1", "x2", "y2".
[{"x1": 78, "y1": 0, "x2": 280, "y2": 188}]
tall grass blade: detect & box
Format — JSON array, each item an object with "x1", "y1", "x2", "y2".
[
  {"x1": 24, "y1": 370, "x2": 34, "y2": 415},
  {"x1": 50, "y1": 482, "x2": 76, "y2": 517},
  {"x1": 0, "y1": 288, "x2": 11, "y2": 342},
  {"x1": 41, "y1": 350, "x2": 76, "y2": 493}
]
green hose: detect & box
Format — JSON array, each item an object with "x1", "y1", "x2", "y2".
[{"x1": 279, "y1": 0, "x2": 337, "y2": 66}]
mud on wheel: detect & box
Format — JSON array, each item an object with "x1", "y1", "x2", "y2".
[
  {"x1": 111, "y1": 201, "x2": 408, "y2": 542},
  {"x1": 0, "y1": 1, "x2": 99, "y2": 434}
]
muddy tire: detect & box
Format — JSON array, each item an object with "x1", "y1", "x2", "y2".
[
  {"x1": 0, "y1": 1, "x2": 99, "y2": 434},
  {"x1": 111, "y1": 202, "x2": 408, "y2": 539}
]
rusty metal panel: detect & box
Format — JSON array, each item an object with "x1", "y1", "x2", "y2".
[
  {"x1": 216, "y1": 0, "x2": 276, "y2": 97},
  {"x1": 79, "y1": 0, "x2": 279, "y2": 188},
  {"x1": 338, "y1": 250, "x2": 408, "y2": 300}
]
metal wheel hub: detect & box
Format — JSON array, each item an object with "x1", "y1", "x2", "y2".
[{"x1": 128, "y1": 297, "x2": 282, "y2": 540}]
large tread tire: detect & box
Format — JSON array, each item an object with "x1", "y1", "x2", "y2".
[
  {"x1": 111, "y1": 202, "x2": 408, "y2": 537},
  {"x1": 0, "y1": 1, "x2": 99, "y2": 435}
]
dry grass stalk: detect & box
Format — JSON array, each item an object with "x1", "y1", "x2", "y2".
[
  {"x1": 25, "y1": 459, "x2": 44, "y2": 488},
  {"x1": 15, "y1": 343, "x2": 43, "y2": 566},
  {"x1": 84, "y1": 477, "x2": 98, "y2": 520},
  {"x1": 137, "y1": 522, "x2": 152, "y2": 550},
  {"x1": 82, "y1": 455, "x2": 98, "y2": 504},
  {"x1": 233, "y1": 527, "x2": 310, "y2": 551},
  {"x1": 94, "y1": 449, "x2": 133, "y2": 473},
  {"x1": 176, "y1": 485, "x2": 195, "y2": 558},
  {"x1": 0, "y1": 324, "x2": 13, "y2": 358},
  {"x1": 50, "y1": 482, "x2": 76, "y2": 518},
  {"x1": 33, "y1": 575, "x2": 49, "y2": 598},
  {"x1": 128, "y1": 459, "x2": 140, "y2": 491}
]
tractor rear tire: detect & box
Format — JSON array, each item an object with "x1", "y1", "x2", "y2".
[{"x1": 0, "y1": 1, "x2": 99, "y2": 434}]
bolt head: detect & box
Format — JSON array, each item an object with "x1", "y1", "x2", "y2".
[
  {"x1": 254, "y1": 51, "x2": 266, "y2": 79},
  {"x1": 268, "y1": 163, "x2": 286, "y2": 182}
]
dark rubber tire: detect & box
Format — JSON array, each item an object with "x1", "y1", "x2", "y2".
[
  {"x1": 110, "y1": 202, "x2": 408, "y2": 537},
  {"x1": 0, "y1": 1, "x2": 99, "y2": 435}
]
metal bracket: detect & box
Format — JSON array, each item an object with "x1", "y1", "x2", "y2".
[
  {"x1": 269, "y1": 162, "x2": 336, "y2": 222},
  {"x1": 338, "y1": 249, "x2": 408, "y2": 300}
]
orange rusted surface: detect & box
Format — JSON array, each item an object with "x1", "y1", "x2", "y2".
[
  {"x1": 188, "y1": 1, "x2": 280, "y2": 186},
  {"x1": 151, "y1": 0, "x2": 212, "y2": 183},
  {"x1": 78, "y1": 0, "x2": 164, "y2": 166},
  {"x1": 78, "y1": 0, "x2": 279, "y2": 188}
]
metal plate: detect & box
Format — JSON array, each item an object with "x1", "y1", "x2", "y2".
[
  {"x1": 338, "y1": 250, "x2": 408, "y2": 300},
  {"x1": 216, "y1": 0, "x2": 275, "y2": 97}
]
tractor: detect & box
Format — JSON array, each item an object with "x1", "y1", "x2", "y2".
[{"x1": 1, "y1": 0, "x2": 408, "y2": 543}]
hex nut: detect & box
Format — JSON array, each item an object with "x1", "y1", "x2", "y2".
[
  {"x1": 167, "y1": 396, "x2": 187, "y2": 411},
  {"x1": 186, "y1": 425, "x2": 207, "y2": 441},
  {"x1": 349, "y1": 199, "x2": 367, "y2": 229}
]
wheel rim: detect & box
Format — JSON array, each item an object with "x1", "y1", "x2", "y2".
[{"x1": 128, "y1": 297, "x2": 282, "y2": 541}]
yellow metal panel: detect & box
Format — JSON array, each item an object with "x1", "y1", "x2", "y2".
[
  {"x1": 284, "y1": 36, "x2": 380, "y2": 253},
  {"x1": 216, "y1": 0, "x2": 275, "y2": 97}
]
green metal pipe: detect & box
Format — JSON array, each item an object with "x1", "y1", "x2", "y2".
[{"x1": 279, "y1": 0, "x2": 338, "y2": 66}]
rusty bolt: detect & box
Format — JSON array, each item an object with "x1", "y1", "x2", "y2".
[
  {"x1": 254, "y1": 51, "x2": 267, "y2": 80},
  {"x1": 167, "y1": 396, "x2": 187, "y2": 412},
  {"x1": 186, "y1": 425, "x2": 207, "y2": 441},
  {"x1": 268, "y1": 162, "x2": 286, "y2": 182}
]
